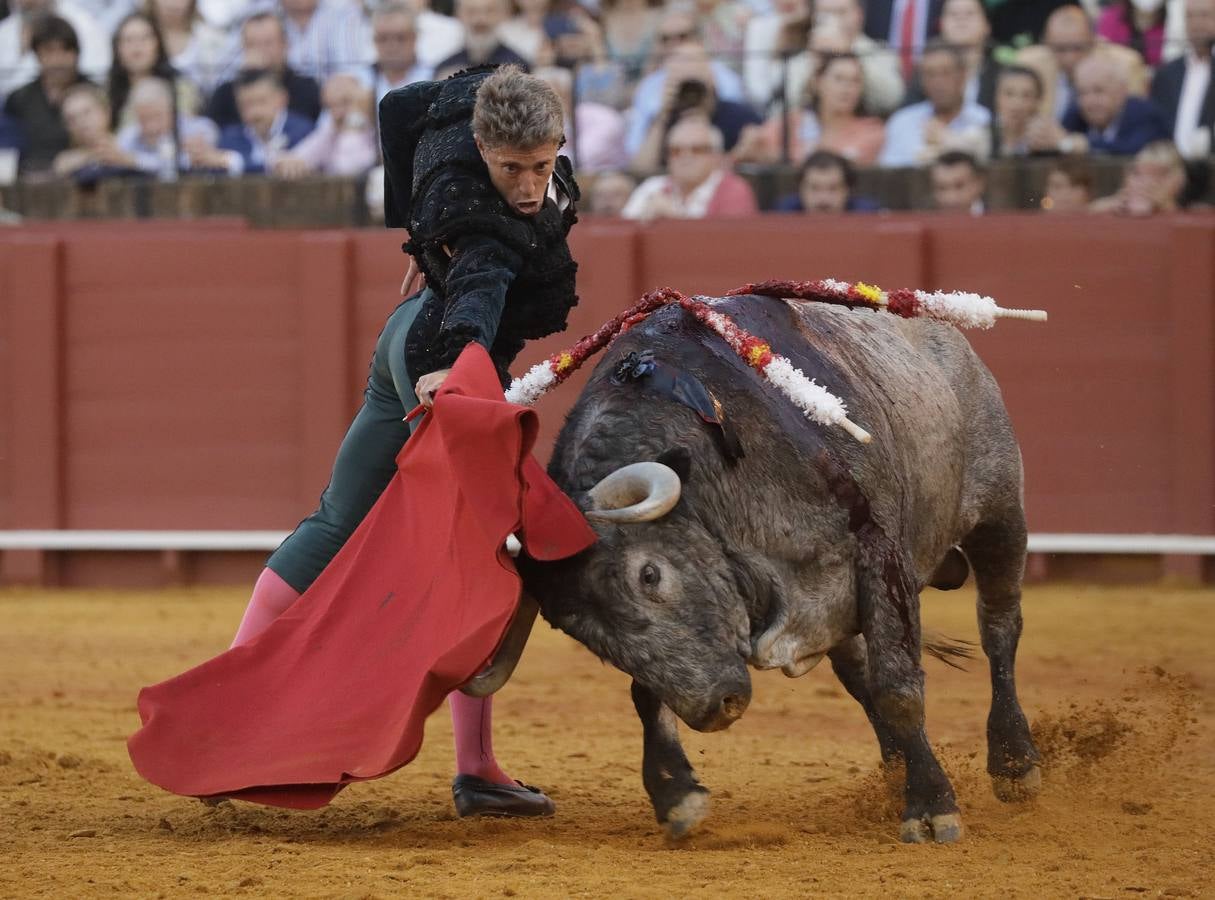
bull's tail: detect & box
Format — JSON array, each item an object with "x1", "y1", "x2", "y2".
[{"x1": 922, "y1": 630, "x2": 976, "y2": 671}]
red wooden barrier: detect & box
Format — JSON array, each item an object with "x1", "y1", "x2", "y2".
[{"x1": 1, "y1": 215, "x2": 1212, "y2": 585}]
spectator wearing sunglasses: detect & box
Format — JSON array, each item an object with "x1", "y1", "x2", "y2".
[{"x1": 621, "y1": 114, "x2": 757, "y2": 220}]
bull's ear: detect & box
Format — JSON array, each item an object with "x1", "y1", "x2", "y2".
[{"x1": 655, "y1": 447, "x2": 692, "y2": 484}]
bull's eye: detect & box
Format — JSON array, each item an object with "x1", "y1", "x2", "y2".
[{"x1": 640, "y1": 563, "x2": 661, "y2": 588}]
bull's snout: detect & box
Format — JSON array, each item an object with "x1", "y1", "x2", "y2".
[{"x1": 692, "y1": 683, "x2": 752, "y2": 733}]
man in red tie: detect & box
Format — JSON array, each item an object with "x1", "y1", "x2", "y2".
[{"x1": 864, "y1": 0, "x2": 945, "y2": 80}]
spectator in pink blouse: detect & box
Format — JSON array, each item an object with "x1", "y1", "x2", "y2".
[
  {"x1": 1097, "y1": 0, "x2": 1166, "y2": 68},
  {"x1": 621, "y1": 115, "x2": 758, "y2": 220},
  {"x1": 273, "y1": 72, "x2": 376, "y2": 177}
]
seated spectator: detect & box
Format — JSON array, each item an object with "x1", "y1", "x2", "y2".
[
  {"x1": 772, "y1": 149, "x2": 881, "y2": 213},
  {"x1": 107, "y1": 12, "x2": 202, "y2": 130},
  {"x1": 624, "y1": 9, "x2": 747, "y2": 157},
  {"x1": 621, "y1": 115, "x2": 758, "y2": 220},
  {"x1": 0, "y1": 0, "x2": 111, "y2": 98},
  {"x1": 629, "y1": 41, "x2": 762, "y2": 171},
  {"x1": 434, "y1": 0, "x2": 529, "y2": 75},
  {"x1": 52, "y1": 83, "x2": 138, "y2": 177},
  {"x1": 990, "y1": 65, "x2": 1044, "y2": 158},
  {"x1": 279, "y1": 0, "x2": 372, "y2": 84},
  {"x1": 735, "y1": 51, "x2": 885, "y2": 166},
  {"x1": 544, "y1": 6, "x2": 628, "y2": 110},
  {"x1": 273, "y1": 72, "x2": 376, "y2": 177},
  {"x1": 400, "y1": 0, "x2": 478, "y2": 73},
  {"x1": 784, "y1": 0, "x2": 903, "y2": 116},
  {"x1": 1089, "y1": 139, "x2": 1188, "y2": 214},
  {"x1": 601, "y1": 0, "x2": 663, "y2": 82},
  {"x1": 368, "y1": 2, "x2": 432, "y2": 106},
  {"x1": 3, "y1": 14, "x2": 92, "y2": 175},
  {"x1": 1053, "y1": 51, "x2": 1169, "y2": 155},
  {"x1": 1040, "y1": 155, "x2": 1094, "y2": 211},
  {"x1": 930, "y1": 149, "x2": 986, "y2": 213},
  {"x1": 115, "y1": 76, "x2": 217, "y2": 177},
  {"x1": 208, "y1": 13, "x2": 322, "y2": 129},
  {"x1": 1150, "y1": 0, "x2": 1215, "y2": 160},
  {"x1": 146, "y1": 0, "x2": 232, "y2": 96},
  {"x1": 742, "y1": 0, "x2": 812, "y2": 112},
  {"x1": 692, "y1": 0, "x2": 751, "y2": 74},
  {"x1": 902, "y1": 0, "x2": 999, "y2": 112},
  {"x1": 878, "y1": 41, "x2": 990, "y2": 167},
  {"x1": 587, "y1": 169, "x2": 637, "y2": 215},
  {"x1": 191, "y1": 68, "x2": 314, "y2": 174},
  {"x1": 534, "y1": 66, "x2": 627, "y2": 173},
  {"x1": 1097, "y1": 0, "x2": 1165, "y2": 67},
  {"x1": 1016, "y1": 4, "x2": 1149, "y2": 121}
]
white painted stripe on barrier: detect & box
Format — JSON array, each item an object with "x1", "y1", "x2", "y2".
[{"x1": 0, "y1": 531, "x2": 1214, "y2": 554}]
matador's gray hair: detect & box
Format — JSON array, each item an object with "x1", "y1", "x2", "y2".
[{"x1": 472, "y1": 66, "x2": 565, "y2": 151}]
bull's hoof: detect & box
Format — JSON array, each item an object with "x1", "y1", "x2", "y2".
[
  {"x1": 661, "y1": 789, "x2": 711, "y2": 842},
  {"x1": 899, "y1": 812, "x2": 964, "y2": 844},
  {"x1": 991, "y1": 764, "x2": 1042, "y2": 802}
]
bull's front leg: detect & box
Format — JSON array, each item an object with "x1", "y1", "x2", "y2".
[
  {"x1": 631, "y1": 680, "x2": 710, "y2": 840},
  {"x1": 857, "y1": 541, "x2": 963, "y2": 844}
]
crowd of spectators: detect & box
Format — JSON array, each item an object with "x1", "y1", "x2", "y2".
[{"x1": 0, "y1": 0, "x2": 1210, "y2": 217}]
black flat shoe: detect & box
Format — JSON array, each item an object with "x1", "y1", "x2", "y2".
[{"x1": 451, "y1": 775, "x2": 556, "y2": 819}]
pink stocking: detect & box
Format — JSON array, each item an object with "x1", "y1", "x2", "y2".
[
  {"x1": 449, "y1": 692, "x2": 513, "y2": 785},
  {"x1": 230, "y1": 568, "x2": 301, "y2": 648}
]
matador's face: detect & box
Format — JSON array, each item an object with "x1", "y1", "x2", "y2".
[{"x1": 476, "y1": 139, "x2": 561, "y2": 216}]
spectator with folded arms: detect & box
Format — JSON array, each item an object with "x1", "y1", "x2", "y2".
[
  {"x1": 272, "y1": 72, "x2": 375, "y2": 177},
  {"x1": 190, "y1": 68, "x2": 313, "y2": 175}
]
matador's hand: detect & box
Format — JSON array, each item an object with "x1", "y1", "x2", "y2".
[{"x1": 415, "y1": 368, "x2": 452, "y2": 408}]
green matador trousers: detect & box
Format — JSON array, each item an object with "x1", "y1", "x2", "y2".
[{"x1": 266, "y1": 289, "x2": 431, "y2": 593}]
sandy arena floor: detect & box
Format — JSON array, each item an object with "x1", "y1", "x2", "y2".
[{"x1": 1, "y1": 584, "x2": 1213, "y2": 898}]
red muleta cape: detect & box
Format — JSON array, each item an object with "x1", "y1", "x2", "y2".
[{"x1": 127, "y1": 344, "x2": 596, "y2": 809}]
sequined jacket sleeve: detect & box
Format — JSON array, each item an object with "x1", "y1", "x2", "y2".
[{"x1": 418, "y1": 231, "x2": 525, "y2": 377}]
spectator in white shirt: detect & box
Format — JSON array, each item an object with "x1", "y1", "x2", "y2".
[
  {"x1": 115, "y1": 76, "x2": 218, "y2": 177},
  {"x1": 368, "y1": 2, "x2": 432, "y2": 106},
  {"x1": 1149, "y1": 0, "x2": 1215, "y2": 159},
  {"x1": 879, "y1": 40, "x2": 990, "y2": 166}
]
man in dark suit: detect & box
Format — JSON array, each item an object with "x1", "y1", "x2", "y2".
[
  {"x1": 1060, "y1": 52, "x2": 1168, "y2": 155},
  {"x1": 433, "y1": 0, "x2": 528, "y2": 77},
  {"x1": 191, "y1": 69, "x2": 314, "y2": 175},
  {"x1": 1150, "y1": 0, "x2": 1215, "y2": 159},
  {"x1": 863, "y1": 0, "x2": 945, "y2": 80},
  {"x1": 206, "y1": 13, "x2": 321, "y2": 129}
]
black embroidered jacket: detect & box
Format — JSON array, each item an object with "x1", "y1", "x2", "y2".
[{"x1": 379, "y1": 67, "x2": 580, "y2": 385}]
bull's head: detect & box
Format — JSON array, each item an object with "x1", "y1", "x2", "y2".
[{"x1": 522, "y1": 449, "x2": 754, "y2": 733}]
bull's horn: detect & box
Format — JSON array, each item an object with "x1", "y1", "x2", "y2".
[
  {"x1": 586, "y1": 461, "x2": 682, "y2": 523},
  {"x1": 460, "y1": 593, "x2": 540, "y2": 697}
]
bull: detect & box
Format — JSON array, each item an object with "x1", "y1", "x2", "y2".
[{"x1": 496, "y1": 292, "x2": 1041, "y2": 843}]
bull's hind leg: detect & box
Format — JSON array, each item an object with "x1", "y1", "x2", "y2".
[
  {"x1": 961, "y1": 511, "x2": 1042, "y2": 801},
  {"x1": 631, "y1": 680, "x2": 710, "y2": 840}
]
